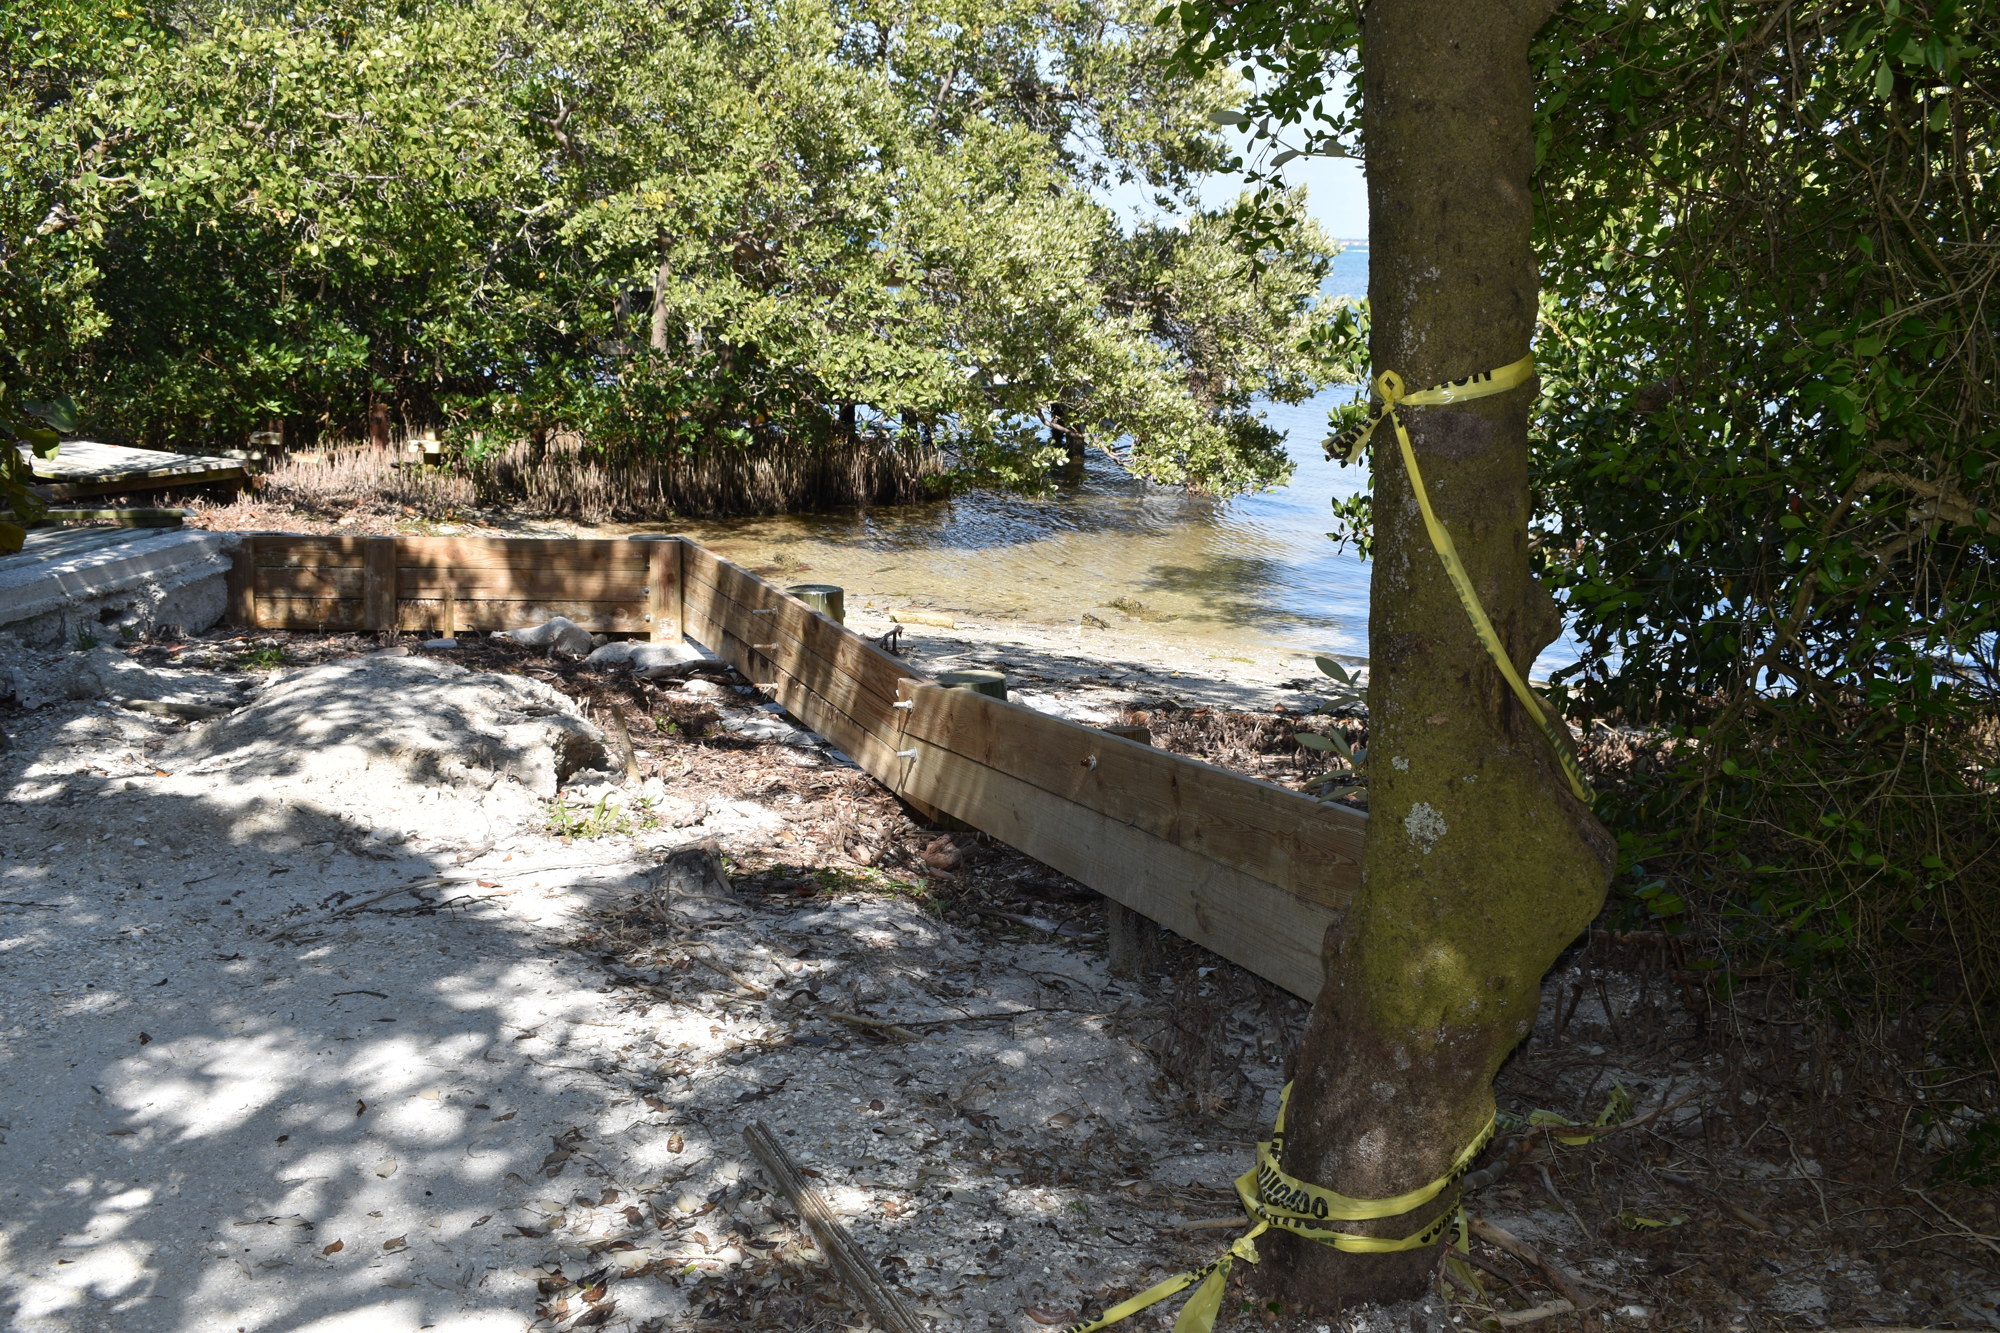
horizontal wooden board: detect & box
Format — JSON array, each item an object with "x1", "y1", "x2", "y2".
[
  {"x1": 904, "y1": 683, "x2": 1361, "y2": 911},
  {"x1": 253, "y1": 536, "x2": 371, "y2": 567},
  {"x1": 252, "y1": 597, "x2": 365, "y2": 631},
  {"x1": 394, "y1": 599, "x2": 645, "y2": 633},
  {"x1": 394, "y1": 568, "x2": 647, "y2": 602},
  {"x1": 393, "y1": 537, "x2": 648, "y2": 573},
  {"x1": 680, "y1": 597, "x2": 910, "y2": 775},
  {"x1": 681, "y1": 544, "x2": 913, "y2": 717},
  {"x1": 257, "y1": 566, "x2": 368, "y2": 598},
  {"x1": 896, "y1": 726, "x2": 1333, "y2": 1000}
]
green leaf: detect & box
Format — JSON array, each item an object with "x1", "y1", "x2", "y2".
[{"x1": 24, "y1": 398, "x2": 78, "y2": 432}]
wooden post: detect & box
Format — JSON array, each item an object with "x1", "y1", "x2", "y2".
[
  {"x1": 440, "y1": 589, "x2": 457, "y2": 640},
  {"x1": 226, "y1": 535, "x2": 257, "y2": 628},
  {"x1": 635, "y1": 535, "x2": 682, "y2": 642},
  {"x1": 936, "y1": 668, "x2": 1006, "y2": 700},
  {"x1": 787, "y1": 583, "x2": 845, "y2": 624},
  {"x1": 1105, "y1": 899, "x2": 1159, "y2": 978},
  {"x1": 363, "y1": 536, "x2": 398, "y2": 634}
]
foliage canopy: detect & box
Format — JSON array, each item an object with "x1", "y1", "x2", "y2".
[
  {"x1": 1173, "y1": 0, "x2": 1999, "y2": 1080},
  {"x1": 1, "y1": 0, "x2": 1346, "y2": 504}
]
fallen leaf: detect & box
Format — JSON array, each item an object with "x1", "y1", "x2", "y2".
[
  {"x1": 621, "y1": 1206, "x2": 645, "y2": 1226},
  {"x1": 477, "y1": 880, "x2": 499, "y2": 888},
  {"x1": 418, "y1": 1089, "x2": 441, "y2": 1102},
  {"x1": 1026, "y1": 1308, "x2": 1072, "y2": 1325},
  {"x1": 869, "y1": 1098, "x2": 884, "y2": 1112},
  {"x1": 610, "y1": 1249, "x2": 649, "y2": 1273},
  {"x1": 597, "y1": 1187, "x2": 621, "y2": 1205},
  {"x1": 1048, "y1": 1113, "x2": 1079, "y2": 1129},
  {"x1": 471, "y1": 1214, "x2": 492, "y2": 1227},
  {"x1": 513, "y1": 1226, "x2": 547, "y2": 1238},
  {"x1": 382, "y1": 1235, "x2": 407, "y2": 1251},
  {"x1": 106, "y1": 1129, "x2": 137, "y2": 1137},
  {"x1": 665, "y1": 1131, "x2": 684, "y2": 1153},
  {"x1": 492, "y1": 1110, "x2": 515, "y2": 1122},
  {"x1": 321, "y1": 1240, "x2": 344, "y2": 1255},
  {"x1": 355, "y1": 1100, "x2": 367, "y2": 1117},
  {"x1": 374, "y1": 1159, "x2": 399, "y2": 1178},
  {"x1": 137, "y1": 1033, "x2": 151, "y2": 1045}
]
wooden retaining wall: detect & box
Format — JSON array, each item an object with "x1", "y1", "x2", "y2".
[
  {"x1": 226, "y1": 534, "x2": 682, "y2": 639},
  {"x1": 229, "y1": 533, "x2": 1361, "y2": 1000}
]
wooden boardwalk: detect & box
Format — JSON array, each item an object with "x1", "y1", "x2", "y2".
[
  {"x1": 24, "y1": 440, "x2": 247, "y2": 500},
  {"x1": 228, "y1": 533, "x2": 1358, "y2": 999}
]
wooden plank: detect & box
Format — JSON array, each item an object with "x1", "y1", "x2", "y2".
[
  {"x1": 26, "y1": 440, "x2": 243, "y2": 483},
  {"x1": 677, "y1": 545, "x2": 938, "y2": 821},
  {"x1": 392, "y1": 599, "x2": 645, "y2": 633},
  {"x1": 253, "y1": 535, "x2": 371, "y2": 567},
  {"x1": 252, "y1": 598, "x2": 365, "y2": 631},
  {"x1": 681, "y1": 573, "x2": 909, "y2": 765},
  {"x1": 258, "y1": 565, "x2": 368, "y2": 599},
  {"x1": 895, "y1": 721, "x2": 1333, "y2": 1000},
  {"x1": 37, "y1": 508, "x2": 186, "y2": 527},
  {"x1": 393, "y1": 568, "x2": 647, "y2": 602},
  {"x1": 742, "y1": 1122, "x2": 924, "y2": 1333},
  {"x1": 681, "y1": 543, "x2": 912, "y2": 715},
  {"x1": 640, "y1": 538, "x2": 681, "y2": 642},
  {"x1": 903, "y1": 683, "x2": 1361, "y2": 911},
  {"x1": 38, "y1": 465, "x2": 246, "y2": 500},
  {"x1": 679, "y1": 596, "x2": 909, "y2": 778},
  {"x1": 390, "y1": 536, "x2": 647, "y2": 572},
  {"x1": 364, "y1": 537, "x2": 397, "y2": 632},
  {"x1": 226, "y1": 536, "x2": 256, "y2": 627}
]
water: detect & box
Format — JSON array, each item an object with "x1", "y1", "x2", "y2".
[{"x1": 672, "y1": 246, "x2": 1580, "y2": 675}]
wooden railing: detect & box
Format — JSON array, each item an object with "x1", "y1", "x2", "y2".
[{"x1": 229, "y1": 533, "x2": 1360, "y2": 999}]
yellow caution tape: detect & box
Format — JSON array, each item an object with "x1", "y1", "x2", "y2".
[
  {"x1": 1326, "y1": 354, "x2": 1592, "y2": 805},
  {"x1": 1618, "y1": 1211, "x2": 1687, "y2": 1230},
  {"x1": 1500, "y1": 1083, "x2": 1635, "y2": 1145},
  {"x1": 1061, "y1": 1086, "x2": 1495, "y2": 1333}
]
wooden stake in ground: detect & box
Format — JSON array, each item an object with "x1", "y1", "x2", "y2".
[
  {"x1": 742, "y1": 1121, "x2": 925, "y2": 1333},
  {"x1": 603, "y1": 702, "x2": 641, "y2": 783}
]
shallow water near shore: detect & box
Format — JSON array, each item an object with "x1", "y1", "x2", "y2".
[{"x1": 661, "y1": 247, "x2": 1582, "y2": 677}]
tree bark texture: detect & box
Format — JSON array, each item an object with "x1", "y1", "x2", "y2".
[{"x1": 1257, "y1": 0, "x2": 1615, "y2": 1311}]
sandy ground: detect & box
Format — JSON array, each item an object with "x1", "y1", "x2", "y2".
[
  {"x1": 0, "y1": 639, "x2": 1269, "y2": 1333},
  {"x1": 4, "y1": 626, "x2": 1996, "y2": 1333}
]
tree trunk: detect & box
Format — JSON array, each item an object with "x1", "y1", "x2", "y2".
[
  {"x1": 1257, "y1": 0, "x2": 1615, "y2": 1311},
  {"x1": 1051, "y1": 402, "x2": 1087, "y2": 481}
]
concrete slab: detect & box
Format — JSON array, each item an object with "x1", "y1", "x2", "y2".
[{"x1": 0, "y1": 527, "x2": 237, "y2": 647}]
